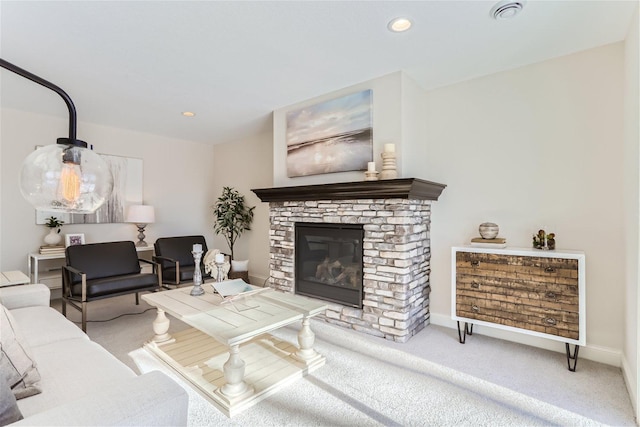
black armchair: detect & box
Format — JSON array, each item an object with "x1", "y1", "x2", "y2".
[
  {"x1": 153, "y1": 235, "x2": 209, "y2": 287},
  {"x1": 61, "y1": 241, "x2": 160, "y2": 332}
]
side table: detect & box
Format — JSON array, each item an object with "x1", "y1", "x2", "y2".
[{"x1": 0, "y1": 271, "x2": 30, "y2": 287}]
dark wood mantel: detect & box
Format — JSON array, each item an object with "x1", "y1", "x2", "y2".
[{"x1": 252, "y1": 178, "x2": 446, "y2": 202}]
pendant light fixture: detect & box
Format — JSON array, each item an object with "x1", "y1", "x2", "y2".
[{"x1": 0, "y1": 58, "x2": 113, "y2": 213}]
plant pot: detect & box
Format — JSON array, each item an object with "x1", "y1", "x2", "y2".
[{"x1": 43, "y1": 228, "x2": 62, "y2": 246}]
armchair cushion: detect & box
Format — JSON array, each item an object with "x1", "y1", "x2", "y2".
[
  {"x1": 154, "y1": 236, "x2": 209, "y2": 285},
  {"x1": 66, "y1": 241, "x2": 141, "y2": 283},
  {"x1": 64, "y1": 241, "x2": 159, "y2": 300},
  {"x1": 161, "y1": 267, "x2": 200, "y2": 284},
  {"x1": 154, "y1": 236, "x2": 208, "y2": 269},
  {"x1": 62, "y1": 241, "x2": 160, "y2": 332},
  {"x1": 69, "y1": 273, "x2": 159, "y2": 299}
]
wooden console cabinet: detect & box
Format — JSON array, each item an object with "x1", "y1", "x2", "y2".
[{"x1": 452, "y1": 246, "x2": 585, "y2": 371}]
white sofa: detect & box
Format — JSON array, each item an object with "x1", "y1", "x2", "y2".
[{"x1": 0, "y1": 284, "x2": 188, "y2": 426}]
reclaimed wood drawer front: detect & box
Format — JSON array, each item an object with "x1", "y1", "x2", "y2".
[
  {"x1": 454, "y1": 250, "x2": 580, "y2": 340},
  {"x1": 456, "y1": 295, "x2": 579, "y2": 340}
]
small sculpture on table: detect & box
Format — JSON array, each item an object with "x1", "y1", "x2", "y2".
[
  {"x1": 364, "y1": 161, "x2": 379, "y2": 181},
  {"x1": 379, "y1": 143, "x2": 398, "y2": 180},
  {"x1": 190, "y1": 244, "x2": 204, "y2": 296},
  {"x1": 214, "y1": 253, "x2": 226, "y2": 282},
  {"x1": 204, "y1": 249, "x2": 230, "y2": 281},
  {"x1": 533, "y1": 229, "x2": 556, "y2": 250}
]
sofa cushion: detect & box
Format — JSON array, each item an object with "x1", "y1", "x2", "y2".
[
  {"x1": 70, "y1": 273, "x2": 158, "y2": 298},
  {"x1": 0, "y1": 375, "x2": 23, "y2": 425},
  {"x1": 16, "y1": 338, "x2": 136, "y2": 417},
  {"x1": 8, "y1": 306, "x2": 87, "y2": 348},
  {"x1": 0, "y1": 285, "x2": 50, "y2": 310},
  {"x1": 0, "y1": 306, "x2": 41, "y2": 400},
  {"x1": 66, "y1": 241, "x2": 141, "y2": 283}
]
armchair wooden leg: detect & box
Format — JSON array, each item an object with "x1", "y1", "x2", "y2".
[
  {"x1": 135, "y1": 292, "x2": 140, "y2": 305},
  {"x1": 61, "y1": 298, "x2": 67, "y2": 316},
  {"x1": 81, "y1": 302, "x2": 87, "y2": 333}
]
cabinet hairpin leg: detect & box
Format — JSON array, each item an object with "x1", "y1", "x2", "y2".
[
  {"x1": 565, "y1": 343, "x2": 580, "y2": 372},
  {"x1": 457, "y1": 321, "x2": 473, "y2": 343}
]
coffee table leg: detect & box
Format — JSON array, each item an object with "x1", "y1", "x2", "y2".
[
  {"x1": 151, "y1": 308, "x2": 173, "y2": 344},
  {"x1": 295, "y1": 316, "x2": 320, "y2": 362},
  {"x1": 220, "y1": 345, "x2": 251, "y2": 397}
]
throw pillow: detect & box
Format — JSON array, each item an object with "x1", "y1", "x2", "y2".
[
  {"x1": 0, "y1": 375, "x2": 23, "y2": 426},
  {"x1": 231, "y1": 259, "x2": 249, "y2": 272},
  {"x1": 0, "y1": 305, "x2": 42, "y2": 399}
]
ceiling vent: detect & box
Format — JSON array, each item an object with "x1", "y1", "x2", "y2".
[{"x1": 490, "y1": 0, "x2": 526, "y2": 20}]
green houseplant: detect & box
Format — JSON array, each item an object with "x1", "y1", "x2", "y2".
[
  {"x1": 45, "y1": 216, "x2": 65, "y2": 230},
  {"x1": 213, "y1": 187, "x2": 255, "y2": 260}
]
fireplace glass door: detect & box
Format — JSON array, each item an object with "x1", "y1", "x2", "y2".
[{"x1": 295, "y1": 223, "x2": 363, "y2": 308}]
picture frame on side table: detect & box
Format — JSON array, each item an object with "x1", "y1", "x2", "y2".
[{"x1": 65, "y1": 233, "x2": 85, "y2": 247}]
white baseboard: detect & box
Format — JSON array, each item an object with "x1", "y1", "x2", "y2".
[
  {"x1": 429, "y1": 313, "x2": 622, "y2": 367},
  {"x1": 621, "y1": 354, "x2": 638, "y2": 416}
]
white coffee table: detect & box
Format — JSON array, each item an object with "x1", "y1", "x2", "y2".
[{"x1": 142, "y1": 283, "x2": 327, "y2": 417}]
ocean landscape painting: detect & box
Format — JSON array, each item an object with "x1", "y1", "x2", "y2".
[{"x1": 286, "y1": 89, "x2": 373, "y2": 178}]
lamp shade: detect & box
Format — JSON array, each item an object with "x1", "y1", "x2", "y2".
[
  {"x1": 126, "y1": 205, "x2": 155, "y2": 224},
  {"x1": 19, "y1": 144, "x2": 113, "y2": 213}
]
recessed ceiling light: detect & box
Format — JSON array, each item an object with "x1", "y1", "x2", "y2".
[
  {"x1": 388, "y1": 17, "x2": 412, "y2": 33},
  {"x1": 490, "y1": 0, "x2": 526, "y2": 20},
  {"x1": 182, "y1": 111, "x2": 196, "y2": 117}
]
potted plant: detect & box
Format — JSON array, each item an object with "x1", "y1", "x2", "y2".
[
  {"x1": 212, "y1": 187, "x2": 255, "y2": 260},
  {"x1": 43, "y1": 216, "x2": 64, "y2": 246}
]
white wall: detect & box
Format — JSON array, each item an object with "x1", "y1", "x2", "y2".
[
  {"x1": 401, "y1": 73, "x2": 428, "y2": 178},
  {"x1": 273, "y1": 72, "x2": 404, "y2": 187},
  {"x1": 424, "y1": 43, "x2": 625, "y2": 361},
  {"x1": 211, "y1": 131, "x2": 273, "y2": 284},
  {"x1": 622, "y1": 3, "x2": 640, "y2": 415},
  {"x1": 266, "y1": 45, "x2": 628, "y2": 364},
  {"x1": 0, "y1": 108, "x2": 216, "y2": 272}
]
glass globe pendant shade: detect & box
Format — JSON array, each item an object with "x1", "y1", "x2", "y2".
[{"x1": 19, "y1": 143, "x2": 113, "y2": 213}]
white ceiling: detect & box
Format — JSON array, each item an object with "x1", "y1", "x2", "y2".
[{"x1": 1, "y1": 1, "x2": 637, "y2": 145}]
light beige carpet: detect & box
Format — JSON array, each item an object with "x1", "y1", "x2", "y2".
[
  {"x1": 52, "y1": 294, "x2": 633, "y2": 426},
  {"x1": 130, "y1": 320, "x2": 602, "y2": 426}
]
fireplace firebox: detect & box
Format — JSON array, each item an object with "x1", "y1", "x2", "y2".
[{"x1": 295, "y1": 223, "x2": 363, "y2": 308}]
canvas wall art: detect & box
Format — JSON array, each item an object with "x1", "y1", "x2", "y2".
[
  {"x1": 36, "y1": 154, "x2": 143, "y2": 225},
  {"x1": 286, "y1": 89, "x2": 373, "y2": 178}
]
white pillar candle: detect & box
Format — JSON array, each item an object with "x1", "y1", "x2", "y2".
[
  {"x1": 193, "y1": 243, "x2": 202, "y2": 252},
  {"x1": 215, "y1": 253, "x2": 225, "y2": 263},
  {"x1": 367, "y1": 161, "x2": 376, "y2": 172},
  {"x1": 384, "y1": 143, "x2": 395, "y2": 153}
]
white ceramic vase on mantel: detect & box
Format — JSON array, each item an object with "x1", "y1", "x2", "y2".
[{"x1": 43, "y1": 228, "x2": 62, "y2": 246}]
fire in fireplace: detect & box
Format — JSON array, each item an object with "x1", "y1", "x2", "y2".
[{"x1": 295, "y1": 223, "x2": 363, "y2": 308}]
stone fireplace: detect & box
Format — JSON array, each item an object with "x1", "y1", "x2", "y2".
[{"x1": 253, "y1": 178, "x2": 446, "y2": 342}]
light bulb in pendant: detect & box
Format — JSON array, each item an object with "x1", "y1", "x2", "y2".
[{"x1": 59, "y1": 162, "x2": 81, "y2": 203}]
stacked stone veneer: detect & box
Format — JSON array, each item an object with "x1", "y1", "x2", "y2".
[{"x1": 268, "y1": 198, "x2": 432, "y2": 343}]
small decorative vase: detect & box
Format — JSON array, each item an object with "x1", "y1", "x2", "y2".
[
  {"x1": 43, "y1": 228, "x2": 62, "y2": 246},
  {"x1": 479, "y1": 223, "x2": 499, "y2": 239}
]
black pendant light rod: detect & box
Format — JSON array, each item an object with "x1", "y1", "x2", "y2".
[{"x1": 0, "y1": 58, "x2": 85, "y2": 147}]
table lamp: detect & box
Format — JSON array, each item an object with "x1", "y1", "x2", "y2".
[{"x1": 126, "y1": 205, "x2": 155, "y2": 247}]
